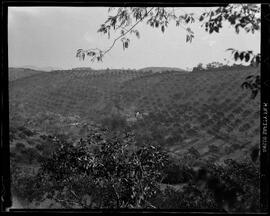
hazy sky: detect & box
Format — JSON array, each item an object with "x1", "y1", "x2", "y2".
[{"x1": 8, "y1": 6, "x2": 260, "y2": 70}]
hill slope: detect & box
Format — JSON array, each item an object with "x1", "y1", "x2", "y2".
[
  {"x1": 139, "y1": 67, "x2": 185, "y2": 73},
  {"x1": 8, "y1": 68, "x2": 45, "y2": 81},
  {"x1": 9, "y1": 67, "x2": 260, "y2": 161},
  {"x1": 14, "y1": 65, "x2": 63, "y2": 72}
]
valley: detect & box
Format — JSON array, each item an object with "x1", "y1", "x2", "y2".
[{"x1": 8, "y1": 66, "x2": 260, "y2": 210}]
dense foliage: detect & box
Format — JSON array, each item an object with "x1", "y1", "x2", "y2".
[
  {"x1": 192, "y1": 62, "x2": 250, "y2": 72},
  {"x1": 10, "y1": 122, "x2": 260, "y2": 211}
]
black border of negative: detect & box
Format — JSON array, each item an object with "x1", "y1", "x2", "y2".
[{"x1": 0, "y1": 0, "x2": 269, "y2": 214}]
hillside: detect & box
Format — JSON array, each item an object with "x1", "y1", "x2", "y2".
[
  {"x1": 72, "y1": 67, "x2": 93, "y2": 71},
  {"x1": 14, "y1": 65, "x2": 63, "y2": 72},
  {"x1": 139, "y1": 67, "x2": 186, "y2": 73},
  {"x1": 8, "y1": 67, "x2": 45, "y2": 81},
  {"x1": 9, "y1": 67, "x2": 260, "y2": 162}
]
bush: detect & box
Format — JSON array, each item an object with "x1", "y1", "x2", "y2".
[
  {"x1": 11, "y1": 165, "x2": 48, "y2": 203},
  {"x1": 198, "y1": 159, "x2": 260, "y2": 212},
  {"x1": 150, "y1": 184, "x2": 218, "y2": 209},
  {"x1": 162, "y1": 159, "x2": 193, "y2": 184},
  {"x1": 36, "y1": 129, "x2": 169, "y2": 208},
  {"x1": 10, "y1": 121, "x2": 260, "y2": 211}
]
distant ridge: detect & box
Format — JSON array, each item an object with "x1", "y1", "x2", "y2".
[
  {"x1": 72, "y1": 67, "x2": 93, "y2": 71},
  {"x1": 15, "y1": 65, "x2": 63, "y2": 72},
  {"x1": 8, "y1": 67, "x2": 45, "y2": 81},
  {"x1": 139, "y1": 67, "x2": 186, "y2": 73}
]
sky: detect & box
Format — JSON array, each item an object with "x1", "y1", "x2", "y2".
[{"x1": 8, "y1": 6, "x2": 261, "y2": 70}]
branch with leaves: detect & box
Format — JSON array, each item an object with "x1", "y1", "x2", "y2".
[
  {"x1": 226, "y1": 48, "x2": 261, "y2": 99},
  {"x1": 76, "y1": 7, "x2": 198, "y2": 62},
  {"x1": 226, "y1": 48, "x2": 261, "y2": 66},
  {"x1": 76, "y1": 4, "x2": 260, "y2": 63},
  {"x1": 77, "y1": 7, "x2": 154, "y2": 62}
]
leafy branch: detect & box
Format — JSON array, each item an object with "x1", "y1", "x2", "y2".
[
  {"x1": 226, "y1": 48, "x2": 261, "y2": 99},
  {"x1": 76, "y1": 7, "x2": 198, "y2": 62},
  {"x1": 104, "y1": 7, "x2": 154, "y2": 54},
  {"x1": 76, "y1": 5, "x2": 260, "y2": 63},
  {"x1": 76, "y1": 7, "x2": 154, "y2": 62},
  {"x1": 226, "y1": 48, "x2": 261, "y2": 66}
]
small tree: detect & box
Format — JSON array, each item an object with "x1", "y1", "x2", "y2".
[
  {"x1": 206, "y1": 62, "x2": 224, "y2": 70},
  {"x1": 192, "y1": 63, "x2": 204, "y2": 72}
]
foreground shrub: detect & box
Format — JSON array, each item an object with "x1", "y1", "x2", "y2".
[
  {"x1": 150, "y1": 184, "x2": 218, "y2": 210},
  {"x1": 162, "y1": 158, "x2": 193, "y2": 184},
  {"x1": 36, "y1": 130, "x2": 169, "y2": 208},
  {"x1": 204, "y1": 159, "x2": 260, "y2": 212},
  {"x1": 11, "y1": 165, "x2": 47, "y2": 202},
  {"x1": 150, "y1": 159, "x2": 260, "y2": 212},
  {"x1": 10, "y1": 124, "x2": 260, "y2": 211}
]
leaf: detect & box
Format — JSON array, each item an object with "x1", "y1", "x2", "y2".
[
  {"x1": 199, "y1": 15, "x2": 204, "y2": 21},
  {"x1": 76, "y1": 49, "x2": 83, "y2": 58},
  {"x1": 241, "y1": 82, "x2": 250, "y2": 89},
  {"x1": 245, "y1": 53, "x2": 250, "y2": 62},
  {"x1": 87, "y1": 51, "x2": 95, "y2": 57},
  {"x1": 235, "y1": 24, "x2": 240, "y2": 34},
  {"x1": 251, "y1": 90, "x2": 258, "y2": 99},
  {"x1": 234, "y1": 52, "x2": 239, "y2": 61},
  {"x1": 124, "y1": 41, "x2": 129, "y2": 48},
  {"x1": 81, "y1": 53, "x2": 85, "y2": 61},
  {"x1": 161, "y1": 25, "x2": 165, "y2": 33},
  {"x1": 135, "y1": 31, "x2": 140, "y2": 38},
  {"x1": 255, "y1": 55, "x2": 261, "y2": 65},
  {"x1": 226, "y1": 48, "x2": 235, "y2": 56},
  {"x1": 190, "y1": 34, "x2": 194, "y2": 42},
  {"x1": 186, "y1": 35, "x2": 190, "y2": 43},
  {"x1": 246, "y1": 75, "x2": 254, "y2": 79},
  {"x1": 239, "y1": 52, "x2": 244, "y2": 61}
]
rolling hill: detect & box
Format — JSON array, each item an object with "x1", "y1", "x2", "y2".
[
  {"x1": 139, "y1": 67, "x2": 186, "y2": 73},
  {"x1": 9, "y1": 66, "x2": 260, "y2": 162},
  {"x1": 13, "y1": 65, "x2": 63, "y2": 72},
  {"x1": 8, "y1": 67, "x2": 46, "y2": 81}
]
